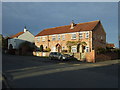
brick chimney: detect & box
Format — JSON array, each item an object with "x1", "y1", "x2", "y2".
[{"x1": 70, "y1": 20, "x2": 75, "y2": 29}]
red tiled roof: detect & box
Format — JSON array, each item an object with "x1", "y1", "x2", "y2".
[
  {"x1": 35, "y1": 20, "x2": 100, "y2": 37},
  {"x1": 106, "y1": 43, "x2": 115, "y2": 48},
  {"x1": 9, "y1": 32, "x2": 24, "y2": 39}
]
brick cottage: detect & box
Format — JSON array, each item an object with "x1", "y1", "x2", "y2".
[{"x1": 34, "y1": 20, "x2": 106, "y2": 62}]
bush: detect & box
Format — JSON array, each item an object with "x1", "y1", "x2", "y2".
[
  {"x1": 96, "y1": 48, "x2": 106, "y2": 54},
  {"x1": 62, "y1": 50, "x2": 68, "y2": 53},
  {"x1": 68, "y1": 46, "x2": 71, "y2": 53},
  {"x1": 44, "y1": 48, "x2": 51, "y2": 52},
  {"x1": 39, "y1": 45, "x2": 43, "y2": 52}
]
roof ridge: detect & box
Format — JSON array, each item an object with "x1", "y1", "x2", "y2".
[
  {"x1": 10, "y1": 31, "x2": 24, "y2": 39},
  {"x1": 35, "y1": 20, "x2": 100, "y2": 37},
  {"x1": 43, "y1": 20, "x2": 100, "y2": 30}
]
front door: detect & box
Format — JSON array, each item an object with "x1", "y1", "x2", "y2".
[{"x1": 80, "y1": 45, "x2": 86, "y2": 61}]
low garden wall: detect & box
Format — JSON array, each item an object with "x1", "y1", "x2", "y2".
[
  {"x1": 95, "y1": 52, "x2": 118, "y2": 62},
  {"x1": 86, "y1": 50, "x2": 95, "y2": 63},
  {"x1": 33, "y1": 51, "x2": 50, "y2": 57},
  {"x1": 33, "y1": 51, "x2": 119, "y2": 63}
]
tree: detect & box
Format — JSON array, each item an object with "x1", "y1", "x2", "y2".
[
  {"x1": 39, "y1": 45, "x2": 43, "y2": 52},
  {"x1": 19, "y1": 41, "x2": 35, "y2": 55}
]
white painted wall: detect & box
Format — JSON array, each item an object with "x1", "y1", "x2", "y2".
[
  {"x1": 18, "y1": 31, "x2": 34, "y2": 43},
  {"x1": 8, "y1": 31, "x2": 34, "y2": 49}
]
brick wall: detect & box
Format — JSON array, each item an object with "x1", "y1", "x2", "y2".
[
  {"x1": 95, "y1": 52, "x2": 118, "y2": 62},
  {"x1": 86, "y1": 50, "x2": 95, "y2": 62},
  {"x1": 92, "y1": 22, "x2": 106, "y2": 50},
  {"x1": 33, "y1": 51, "x2": 50, "y2": 57},
  {"x1": 35, "y1": 31, "x2": 93, "y2": 52}
]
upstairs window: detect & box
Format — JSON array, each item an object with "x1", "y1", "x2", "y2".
[
  {"x1": 37, "y1": 37, "x2": 40, "y2": 42},
  {"x1": 58, "y1": 35, "x2": 60, "y2": 40},
  {"x1": 71, "y1": 33, "x2": 76, "y2": 40},
  {"x1": 79, "y1": 33, "x2": 83, "y2": 39},
  {"x1": 52, "y1": 35, "x2": 56, "y2": 41},
  {"x1": 86, "y1": 32, "x2": 89, "y2": 38},
  {"x1": 42, "y1": 36, "x2": 45, "y2": 42},
  {"x1": 62, "y1": 34, "x2": 65, "y2": 40}
]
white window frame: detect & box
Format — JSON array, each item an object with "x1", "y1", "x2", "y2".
[
  {"x1": 58, "y1": 34, "x2": 60, "y2": 40},
  {"x1": 52, "y1": 35, "x2": 56, "y2": 41},
  {"x1": 42, "y1": 36, "x2": 46, "y2": 42},
  {"x1": 62, "y1": 34, "x2": 65, "y2": 40},
  {"x1": 86, "y1": 46, "x2": 89, "y2": 52},
  {"x1": 86, "y1": 32, "x2": 89, "y2": 38},
  {"x1": 71, "y1": 33, "x2": 76, "y2": 40},
  {"x1": 62, "y1": 46, "x2": 65, "y2": 50},
  {"x1": 37, "y1": 36, "x2": 40, "y2": 42},
  {"x1": 79, "y1": 32, "x2": 83, "y2": 39},
  {"x1": 71, "y1": 46, "x2": 77, "y2": 53}
]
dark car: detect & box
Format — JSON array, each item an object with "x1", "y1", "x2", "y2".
[{"x1": 49, "y1": 52, "x2": 74, "y2": 61}]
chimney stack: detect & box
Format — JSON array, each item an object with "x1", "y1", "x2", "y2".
[
  {"x1": 24, "y1": 26, "x2": 27, "y2": 32},
  {"x1": 70, "y1": 20, "x2": 75, "y2": 29}
]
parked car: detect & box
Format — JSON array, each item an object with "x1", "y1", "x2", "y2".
[{"x1": 49, "y1": 52, "x2": 74, "y2": 61}]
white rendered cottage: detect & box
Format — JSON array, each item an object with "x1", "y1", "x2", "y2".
[{"x1": 8, "y1": 27, "x2": 34, "y2": 49}]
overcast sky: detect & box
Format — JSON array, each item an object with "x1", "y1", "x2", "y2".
[{"x1": 2, "y1": 2, "x2": 118, "y2": 47}]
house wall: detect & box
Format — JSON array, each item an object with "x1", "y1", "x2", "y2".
[
  {"x1": 35, "y1": 31, "x2": 93, "y2": 52},
  {"x1": 18, "y1": 31, "x2": 34, "y2": 43},
  {"x1": 92, "y1": 22, "x2": 106, "y2": 50},
  {"x1": 8, "y1": 38, "x2": 16, "y2": 49},
  {"x1": 8, "y1": 31, "x2": 34, "y2": 49}
]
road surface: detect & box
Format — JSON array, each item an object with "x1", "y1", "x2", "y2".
[{"x1": 2, "y1": 54, "x2": 119, "y2": 88}]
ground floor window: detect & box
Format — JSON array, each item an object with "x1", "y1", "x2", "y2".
[
  {"x1": 86, "y1": 46, "x2": 89, "y2": 52},
  {"x1": 71, "y1": 46, "x2": 77, "y2": 53}
]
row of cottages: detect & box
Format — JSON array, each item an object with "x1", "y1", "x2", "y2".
[
  {"x1": 35, "y1": 20, "x2": 106, "y2": 62},
  {"x1": 8, "y1": 27, "x2": 34, "y2": 50}
]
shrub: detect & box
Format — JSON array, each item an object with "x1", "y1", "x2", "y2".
[
  {"x1": 62, "y1": 50, "x2": 68, "y2": 53},
  {"x1": 68, "y1": 46, "x2": 71, "y2": 53},
  {"x1": 96, "y1": 48, "x2": 106, "y2": 54},
  {"x1": 39, "y1": 45, "x2": 43, "y2": 52},
  {"x1": 44, "y1": 48, "x2": 51, "y2": 52}
]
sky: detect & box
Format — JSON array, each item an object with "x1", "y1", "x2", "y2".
[{"x1": 2, "y1": 2, "x2": 119, "y2": 47}]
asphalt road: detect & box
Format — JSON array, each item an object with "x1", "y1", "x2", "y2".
[{"x1": 2, "y1": 54, "x2": 119, "y2": 88}]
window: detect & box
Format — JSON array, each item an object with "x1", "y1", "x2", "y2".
[
  {"x1": 86, "y1": 32, "x2": 89, "y2": 38},
  {"x1": 42, "y1": 36, "x2": 45, "y2": 42},
  {"x1": 52, "y1": 35, "x2": 56, "y2": 41},
  {"x1": 62, "y1": 46, "x2": 65, "y2": 50},
  {"x1": 71, "y1": 46, "x2": 77, "y2": 53},
  {"x1": 37, "y1": 37, "x2": 40, "y2": 42},
  {"x1": 71, "y1": 33, "x2": 76, "y2": 39},
  {"x1": 86, "y1": 46, "x2": 89, "y2": 52},
  {"x1": 62, "y1": 34, "x2": 65, "y2": 40},
  {"x1": 58, "y1": 35, "x2": 60, "y2": 40},
  {"x1": 79, "y1": 33, "x2": 83, "y2": 39}
]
